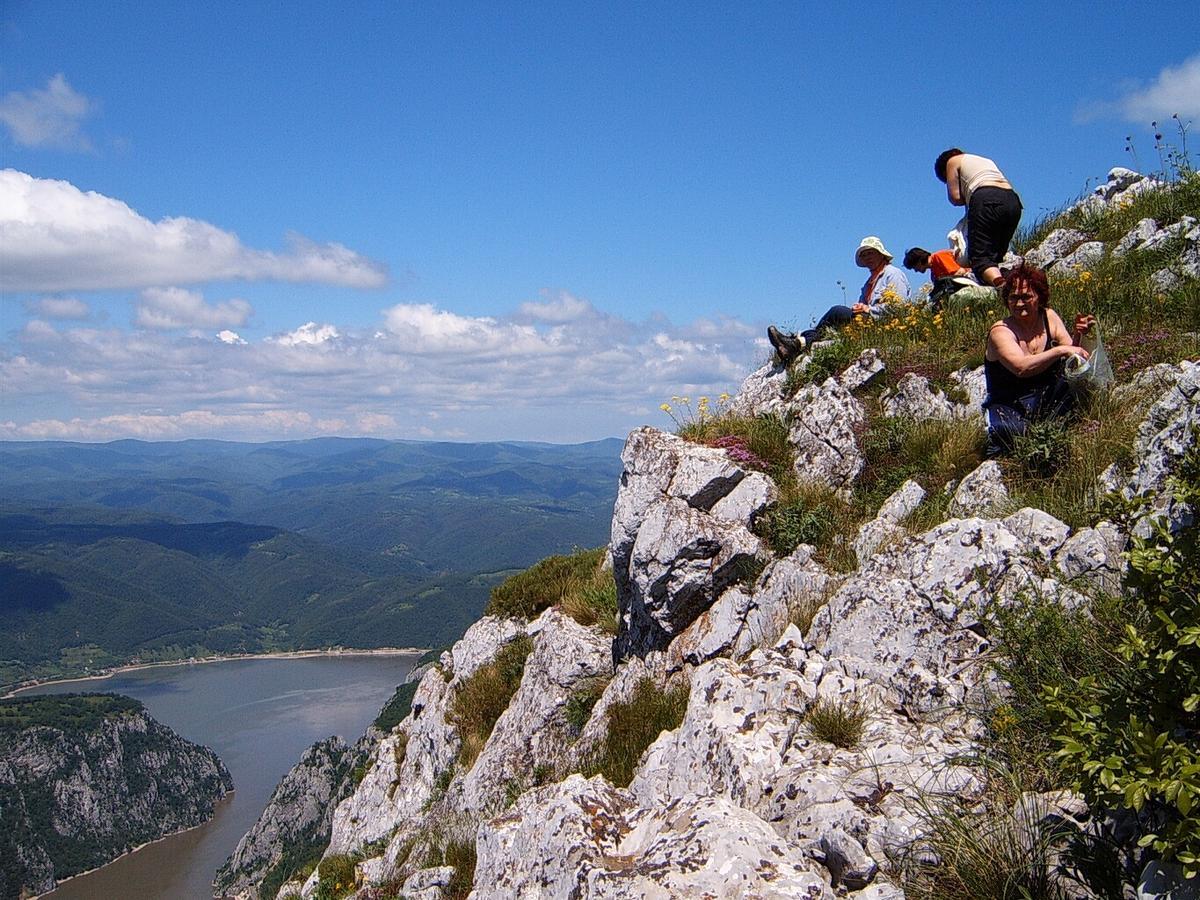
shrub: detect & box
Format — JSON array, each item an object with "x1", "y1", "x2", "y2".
[
  {"x1": 585, "y1": 677, "x2": 689, "y2": 788},
  {"x1": 804, "y1": 697, "x2": 867, "y2": 749},
  {"x1": 783, "y1": 340, "x2": 861, "y2": 394},
  {"x1": 374, "y1": 680, "x2": 418, "y2": 733},
  {"x1": 485, "y1": 547, "x2": 614, "y2": 630},
  {"x1": 421, "y1": 838, "x2": 477, "y2": 900},
  {"x1": 449, "y1": 634, "x2": 534, "y2": 769},
  {"x1": 1049, "y1": 434, "x2": 1200, "y2": 875}
]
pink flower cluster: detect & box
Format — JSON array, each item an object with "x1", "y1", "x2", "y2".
[{"x1": 709, "y1": 435, "x2": 770, "y2": 472}]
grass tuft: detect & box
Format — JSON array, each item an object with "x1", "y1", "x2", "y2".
[
  {"x1": 584, "y1": 677, "x2": 689, "y2": 788},
  {"x1": 486, "y1": 547, "x2": 617, "y2": 632},
  {"x1": 804, "y1": 696, "x2": 867, "y2": 749},
  {"x1": 449, "y1": 634, "x2": 534, "y2": 769}
]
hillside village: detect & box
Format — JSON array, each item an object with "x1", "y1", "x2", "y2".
[{"x1": 215, "y1": 166, "x2": 1200, "y2": 900}]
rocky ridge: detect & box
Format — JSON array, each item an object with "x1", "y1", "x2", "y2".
[
  {"x1": 0, "y1": 694, "x2": 232, "y2": 899},
  {"x1": 229, "y1": 167, "x2": 1199, "y2": 899}
]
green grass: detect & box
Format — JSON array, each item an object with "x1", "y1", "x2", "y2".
[
  {"x1": 584, "y1": 677, "x2": 689, "y2": 788},
  {"x1": 565, "y1": 675, "x2": 610, "y2": 735},
  {"x1": 449, "y1": 634, "x2": 534, "y2": 769},
  {"x1": 677, "y1": 412, "x2": 796, "y2": 492},
  {"x1": 313, "y1": 854, "x2": 357, "y2": 900},
  {"x1": 804, "y1": 697, "x2": 867, "y2": 749},
  {"x1": 485, "y1": 547, "x2": 617, "y2": 632}
]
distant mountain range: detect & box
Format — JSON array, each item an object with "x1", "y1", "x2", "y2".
[{"x1": 0, "y1": 437, "x2": 623, "y2": 689}]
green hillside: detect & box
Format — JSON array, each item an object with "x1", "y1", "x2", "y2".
[{"x1": 0, "y1": 438, "x2": 621, "y2": 691}]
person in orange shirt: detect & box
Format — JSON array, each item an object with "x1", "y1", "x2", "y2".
[{"x1": 903, "y1": 247, "x2": 970, "y2": 280}]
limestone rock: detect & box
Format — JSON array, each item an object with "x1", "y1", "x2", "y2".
[
  {"x1": 1002, "y1": 507, "x2": 1070, "y2": 560},
  {"x1": 949, "y1": 460, "x2": 1009, "y2": 516},
  {"x1": 839, "y1": 348, "x2": 886, "y2": 392},
  {"x1": 853, "y1": 479, "x2": 925, "y2": 562},
  {"x1": 881, "y1": 373, "x2": 956, "y2": 421},
  {"x1": 611, "y1": 426, "x2": 777, "y2": 661},
  {"x1": 819, "y1": 827, "x2": 878, "y2": 889},
  {"x1": 1113, "y1": 217, "x2": 1159, "y2": 256},
  {"x1": 1055, "y1": 525, "x2": 1124, "y2": 593},
  {"x1": 729, "y1": 359, "x2": 790, "y2": 418},
  {"x1": 618, "y1": 497, "x2": 763, "y2": 659},
  {"x1": 949, "y1": 365, "x2": 987, "y2": 419},
  {"x1": 787, "y1": 379, "x2": 864, "y2": 489},
  {"x1": 1048, "y1": 240, "x2": 1104, "y2": 277},
  {"x1": 1024, "y1": 228, "x2": 1089, "y2": 269},
  {"x1": 459, "y1": 609, "x2": 610, "y2": 812}
]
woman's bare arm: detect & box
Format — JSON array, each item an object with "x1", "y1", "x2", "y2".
[
  {"x1": 987, "y1": 321, "x2": 1087, "y2": 377},
  {"x1": 946, "y1": 157, "x2": 965, "y2": 206}
]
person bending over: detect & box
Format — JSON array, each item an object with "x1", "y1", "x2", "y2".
[
  {"x1": 935, "y1": 148, "x2": 1022, "y2": 288},
  {"x1": 983, "y1": 262, "x2": 1095, "y2": 456},
  {"x1": 768, "y1": 236, "x2": 910, "y2": 364}
]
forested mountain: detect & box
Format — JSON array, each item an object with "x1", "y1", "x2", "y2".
[{"x1": 0, "y1": 438, "x2": 621, "y2": 690}]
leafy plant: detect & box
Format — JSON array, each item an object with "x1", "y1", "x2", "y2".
[
  {"x1": 1049, "y1": 433, "x2": 1200, "y2": 875},
  {"x1": 584, "y1": 677, "x2": 689, "y2": 788},
  {"x1": 313, "y1": 854, "x2": 357, "y2": 900},
  {"x1": 449, "y1": 634, "x2": 534, "y2": 769}
]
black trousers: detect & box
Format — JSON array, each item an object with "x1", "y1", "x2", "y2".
[
  {"x1": 967, "y1": 186, "x2": 1022, "y2": 281},
  {"x1": 801, "y1": 305, "x2": 856, "y2": 343}
]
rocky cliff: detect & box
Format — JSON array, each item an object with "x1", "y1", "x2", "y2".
[
  {"x1": 231, "y1": 168, "x2": 1200, "y2": 899},
  {"x1": 0, "y1": 693, "x2": 232, "y2": 899}
]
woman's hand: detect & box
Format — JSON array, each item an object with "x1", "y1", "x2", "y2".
[
  {"x1": 851, "y1": 303, "x2": 870, "y2": 315},
  {"x1": 1073, "y1": 314, "x2": 1096, "y2": 337},
  {"x1": 1062, "y1": 344, "x2": 1090, "y2": 361}
]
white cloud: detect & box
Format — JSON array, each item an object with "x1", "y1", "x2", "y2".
[
  {"x1": 25, "y1": 297, "x2": 90, "y2": 320},
  {"x1": 1078, "y1": 54, "x2": 1200, "y2": 122},
  {"x1": 0, "y1": 294, "x2": 765, "y2": 442},
  {"x1": 269, "y1": 321, "x2": 340, "y2": 346},
  {"x1": 0, "y1": 74, "x2": 95, "y2": 151},
  {"x1": 0, "y1": 169, "x2": 389, "y2": 291},
  {"x1": 135, "y1": 287, "x2": 252, "y2": 330}
]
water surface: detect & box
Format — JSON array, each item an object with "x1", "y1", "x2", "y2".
[{"x1": 22, "y1": 653, "x2": 419, "y2": 900}]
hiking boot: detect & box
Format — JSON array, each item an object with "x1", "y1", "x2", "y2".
[{"x1": 767, "y1": 325, "x2": 805, "y2": 364}]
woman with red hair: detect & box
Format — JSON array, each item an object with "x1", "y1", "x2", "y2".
[{"x1": 983, "y1": 263, "x2": 1095, "y2": 456}]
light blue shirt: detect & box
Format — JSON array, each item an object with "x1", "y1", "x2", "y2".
[{"x1": 860, "y1": 264, "x2": 911, "y2": 317}]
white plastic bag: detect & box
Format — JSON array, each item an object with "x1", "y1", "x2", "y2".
[{"x1": 1063, "y1": 325, "x2": 1114, "y2": 390}]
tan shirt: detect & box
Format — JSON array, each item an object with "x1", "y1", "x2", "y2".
[{"x1": 957, "y1": 154, "x2": 1009, "y2": 204}]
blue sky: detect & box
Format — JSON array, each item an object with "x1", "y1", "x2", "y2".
[{"x1": 1, "y1": 1, "x2": 1197, "y2": 442}]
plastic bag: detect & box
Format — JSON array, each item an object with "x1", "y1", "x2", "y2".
[
  {"x1": 947, "y1": 215, "x2": 968, "y2": 267},
  {"x1": 1063, "y1": 325, "x2": 1114, "y2": 391}
]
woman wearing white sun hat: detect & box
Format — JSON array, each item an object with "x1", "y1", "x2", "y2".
[{"x1": 767, "y1": 236, "x2": 911, "y2": 364}]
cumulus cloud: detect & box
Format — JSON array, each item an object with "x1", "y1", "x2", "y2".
[
  {"x1": 134, "y1": 287, "x2": 252, "y2": 330},
  {"x1": 0, "y1": 169, "x2": 389, "y2": 291},
  {"x1": 1078, "y1": 54, "x2": 1200, "y2": 122},
  {"x1": 25, "y1": 297, "x2": 90, "y2": 320},
  {"x1": 0, "y1": 74, "x2": 95, "y2": 151},
  {"x1": 0, "y1": 294, "x2": 762, "y2": 442}
]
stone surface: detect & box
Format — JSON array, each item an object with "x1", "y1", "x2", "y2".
[
  {"x1": 1113, "y1": 217, "x2": 1159, "y2": 256},
  {"x1": 949, "y1": 460, "x2": 1010, "y2": 516},
  {"x1": 949, "y1": 365, "x2": 987, "y2": 419},
  {"x1": 1024, "y1": 227, "x2": 1089, "y2": 269},
  {"x1": 787, "y1": 379, "x2": 865, "y2": 489},
  {"x1": 853, "y1": 479, "x2": 926, "y2": 562},
  {"x1": 880, "y1": 373, "x2": 956, "y2": 421},
  {"x1": 1048, "y1": 240, "x2": 1104, "y2": 277},
  {"x1": 839, "y1": 349, "x2": 886, "y2": 392},
  {"x1": 1002, "y1": 507, "x2": 1071, "y2": 561},
  {"x1": 728, "y1": 359, "x2": 790, "y2": 418},
  {"x1": 611, "y1": 426, "x2": 776, "y2": 661}
]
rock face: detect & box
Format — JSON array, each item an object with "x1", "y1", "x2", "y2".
[
  {"x1": 215, "y1": 734, "x2": 369, "y2": 899},
  {"x1": 0, "y1": 694, "x2": 232, "y2": 899}
]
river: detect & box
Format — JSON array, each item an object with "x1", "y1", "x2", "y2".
[{"x1": 20, "y1": 652, "x2": 421, "y2": 900}]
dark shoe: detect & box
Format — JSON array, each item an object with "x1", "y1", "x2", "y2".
[{"x1": 767, "y1": 325, "x2": 805, "y2": 364}]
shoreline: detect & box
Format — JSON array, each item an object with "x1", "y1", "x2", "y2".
[
  {"x1": 4, "y1": 647, "x2": 429, "y2": 699},
  {"x1": 30, "y1": 791, "x2": 237, "y2": 899}
]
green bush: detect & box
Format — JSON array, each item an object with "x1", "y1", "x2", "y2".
[
  {"x1": 450, "y1": 634, "x2": 534, "y2": 768},
  {"x1": 677, "y1": 411, "x2": 795, "y2": 491},
  {"x1": 374, "y1": 680, "x2": 418, "y2": 733},
  {"x1": 585, "y1": 677, "x2": 688, "y2": 788},
  {"x1": 485, "y1": 547, "x2": 612, "y2": 628},
  {"x1": 565, "y1": 675, "x2": 610, "y2": 735},
  {"x1": 783, "y1": 340, "x2": 862, "y2": 394},
  {"x1": 1049, "y1": 434, "x2": 1200, "y2": 875}
]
